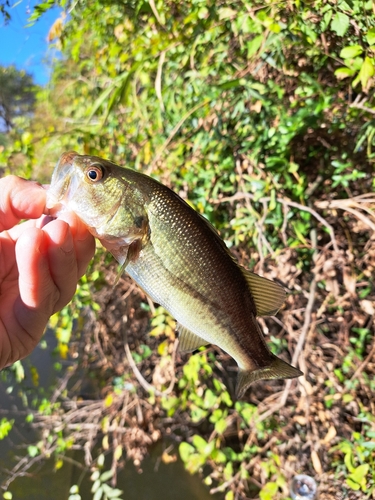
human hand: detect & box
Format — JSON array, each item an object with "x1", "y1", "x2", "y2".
[{"x1": 0, "y1": 175, "x2": 95, "y2": 369}]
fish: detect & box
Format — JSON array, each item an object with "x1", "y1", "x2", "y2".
[{"x1": 46, "y1": 151, "x2": 302, "y2": 398}]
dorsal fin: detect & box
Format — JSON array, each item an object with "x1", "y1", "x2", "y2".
[
  {"x1": 176, "y1": 323, "x2": 209, "y2": 353},
  {"x1": 241, "y1": 269, "x2": 286, "y2": 316}
]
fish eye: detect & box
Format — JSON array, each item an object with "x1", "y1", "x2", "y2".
[{"x1": 85, "y1": 164, "x2": 104, "y2": 182}]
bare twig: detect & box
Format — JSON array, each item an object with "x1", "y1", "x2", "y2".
[
  {"x1": 350, "y1": 95, "x2": 375, "y2": 115},
  {"x1": 280, "y1": 277, "x2": 317, "y2": 407},
  {"x1": 50, "y1": 364, "x2": 78, "y2": 404},
  {"x1": 155, "y1": 51, "x2": 166, "y2": 111},
  {"x1": 350, "y1": 338, "x2": 375, "y2": 381},
  {"x1": 316, "y1": 196, "x2": 375, "y2": 232},
  {"x1": 124, "y1": 341, "x2": 177, "y2": 396},
  {"x1": 148, "y1": 0, "x2": 165, "y2": 28}
]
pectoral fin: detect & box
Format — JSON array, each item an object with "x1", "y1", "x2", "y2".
[
  {"x1": 108, "y1": 239, "x2": 144, "y2": 285},
  {"x1": 177, "y1": 323, "x2": 209, "y2": 353},
  {"x1": 241, "y1": 269, "x2": 286, "y2": 316}
]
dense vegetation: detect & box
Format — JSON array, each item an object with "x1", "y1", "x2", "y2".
[{"x1": 1, "y1": 0, "x2": 375, "y2": 499}]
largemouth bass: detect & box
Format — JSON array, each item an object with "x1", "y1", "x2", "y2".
[{"x1": 46, "y1": 152, "x2": 302, "y2": 398}]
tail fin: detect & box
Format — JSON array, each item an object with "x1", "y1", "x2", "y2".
[{"x1": 236, "y1": 356, "x2": 302, "y2": 399}]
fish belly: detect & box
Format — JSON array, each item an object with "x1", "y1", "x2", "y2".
[{"x1": 125, "y1": 243, "x2": 250, "y2": 368}]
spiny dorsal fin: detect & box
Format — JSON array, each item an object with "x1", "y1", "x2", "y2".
[
  {"x1": 177, "y1": 323, "x2": 209, "y2": 353},
  {"x1": 241, "y1": 269, "x2": 286, "y2": 316}
]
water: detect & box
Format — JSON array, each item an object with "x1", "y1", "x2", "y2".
[
  {"x1": 1, "y1": 444, "x2": 219, "y2": 500},
  {"x1": 0, "y1": 332, "x2": 222, "y2": 500}
]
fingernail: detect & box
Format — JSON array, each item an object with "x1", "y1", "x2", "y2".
[
  {"x1": 76, "y1": 225, "x2": 93, "y2": 242},
  {"x1": 60, "y1": 227, "x2": 74, "y2": 253}
]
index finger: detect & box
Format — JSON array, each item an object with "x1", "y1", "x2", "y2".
[{"x1": 0, "y1": 176, "x2": 46, "y2": 231}]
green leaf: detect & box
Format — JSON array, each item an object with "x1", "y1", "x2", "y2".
[
  {"x1": 269, "y1": 23, "x2": 281, "y2": 34},
  {"x1": 367, "y1": 28, "x2": 375, "y2": 45},
  {"x1": 217, "y1": 78, "x2": 245, "y2": 90},
  {"x1": 91, "y1": 471, "x2": 100, "y2": 482},
  {"x1": 179, "y1": 442, "x2": 195, "y2": 462},
  {"x1": 346, "y1": 478, "x2": 361, "y2": 491},
  {"x1": 344, "y1": 450, "x2": 354, "y2": 472},
  {"x1": 359, "y1": 57, "x2": 374, "y2": 89},
  {"x1": 260, "y1": 482, "x2": 279, "y2": 500},
  {"x1": 203, "y1": 389, "x2": 218, "y2": 409},
  {"x1": 321, "y1": 9, "x2": 333, "y2": 31},
  {"x1": 104, "y1": 488, "x2": 123, "y2": 498},
  {"x1": 335, "y1": 67, "x2": 355, "y2": 80},
  {"x1": 349, "y1": 463, "x2": 369, "y2": 484},
  {"x1": 215, "y1": 418, "x2": 228, "y2": 435},
  {"x1": 350, "y1": 57, "x2": 365, "y2": 71},
  {"x1": 224, "y1": 462, "x2": 234, "y2": 481},
  {"x1": 13, "y1": 360, "x2": 24, "y2": 382},
  {"x1": 101, "y1": 484, "x2": 123, "y2": 498},
  {"x1": 269, "y1": 189, "x2": 276, "y2": 211},
  {"x1": 184, "y1": 452, "x2": 205, "y2": 474},
  {"x1": 0, "y1": 418, "x2": 13, "y2": 439},
  {"x1": 100, "y1": 469, "x2": 114, "y2": 482},
  {"x1": 247, "y1": 35, "x2": 263, "y2": 59},
  {"x1": 28, "y1": 445, "x2": 39, "y2": 458},
  {"x1": 91, "y1": 480, "x2": 101, "y2": 493},
  {"x1": 218, "y1": 7, "x2": 237, "y2": 20},
  {"x1": 211, "y1": 448, "x2": 227, "y2": 463},
  {"x1": 192, "y1": 435, "x2": 208, "y2": 452},
  {"x1": 331, "y1": 12, "x2": 350, "y2": 36},
  {"x1": 340, "y1": 45, "x2": 363, "y2": 59},
  {"x1": 93, "y1": 486, "x2": 103, "y2": 500},
  {"x1": 221, "y1": 391, "x2": 232, "y2": 407}
]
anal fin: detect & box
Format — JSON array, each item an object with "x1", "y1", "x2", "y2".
[{"x1": 177, "y1": 323, "x2": 209, "y2": 353}]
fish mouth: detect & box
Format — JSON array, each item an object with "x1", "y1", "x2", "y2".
[{"x1": 46, "y1": 151, "x2": 80, "y2": 216}]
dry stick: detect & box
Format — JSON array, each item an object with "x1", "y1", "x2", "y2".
[
  {"x1": 50, "y1": 363, "x2": 78, "y2": 404},
  {"x1": 355, "y1": 192, "x2": 375, "y2": 200},
  {"x1": 350, "y1": 338, "x2": 375, "y2": 381},
  {"x1": 350, "y1": 99, "x2": 375, "y2": 115},
  {"x1": 279, "y1": 277, "x2": 317, "y2": 407},
  {"x1": 317, "y1": 196, "x2": 375, "y2": 232},
  {"x1": 338, "y1": 206, "x2": 375, "y2": 231},
  {"x1": 155, "y1": 50, "x2": 166, "y2": 111},
  {"x1": 148, "y1": 0, "x2": 165, "y2": 27},
  {"x1": 317, "y1": 193, "x2": 375, "y2": 208},
  {"x1": 124, "y1": 341, "x2": 177, "y2": 396},
  {"x1": 216, "y1": 192, "x2": 339, "y2": 253},
  {"x1": 2, "y1": 444, "x2": 58, "y2": 491}
]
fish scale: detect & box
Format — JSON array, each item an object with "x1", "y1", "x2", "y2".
[{"x1": 47, "y1": 152, "x2": 303, "y2": 398}]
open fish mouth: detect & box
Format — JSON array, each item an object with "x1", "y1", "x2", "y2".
[{"x1": 45, "y1": 152, "x2": 80, "y2": 217}]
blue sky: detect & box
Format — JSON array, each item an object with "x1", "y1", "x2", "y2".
[{"x1": 0, "y1": 1, "x2": 61, "y2": 85}]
